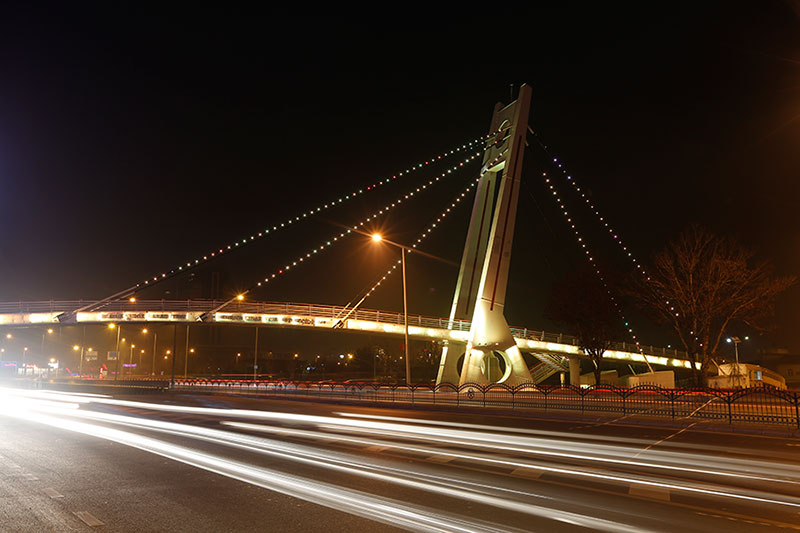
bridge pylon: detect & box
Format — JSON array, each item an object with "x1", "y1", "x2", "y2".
[{"x1": 437, "y1": 84, "x2": 533, "y2": 386}]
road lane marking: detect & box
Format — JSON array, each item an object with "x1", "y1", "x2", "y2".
[
  {"x1": 43, "y1": 487, "x2": 64, "y2": 498},
  {"x1": 633, "y1": 422, "x2": 698, "y2": 458},
  {"x1": 73, "y1": 511, "x2": 104, "y2": 527},
  {"x1": 511, "y1": 466, "x2": 543, "y2": 479},
  {"x1": 628, "y1": 484, "x2": 670, "y2": 501}
]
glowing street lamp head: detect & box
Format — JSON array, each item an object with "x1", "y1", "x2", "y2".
[
  {"x1": 129, "y1": 297, "x2": 137, "y2": 303},
  {"x1": 108, "y1": 323, "x2": 116, "y2": 329},
  {"x1": 73, "y1": 345, "x2": 80, "y2": 351},
  {"x1": 142, "y1": 328, "x2": 148, "y2": 334},
  {"x1": 47, "y1": 328, "x2": 53, "y2": 334},
  {"x1": 5, "y1": 333, "x2": 11, "y2": 339},
  {"x1": 371, "y1": 233, "x2": 383, "y2": 242},
  {"x1": 236, "y1": 294, "x2": 245, "y2": 301}
]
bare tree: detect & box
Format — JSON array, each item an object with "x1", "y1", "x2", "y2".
[
  {"x1": 547, "y1": 268, "x2": 623, "y2": 386},
  {"x1": 634, "y1": 226, "x2": 795, "y2": 386}
]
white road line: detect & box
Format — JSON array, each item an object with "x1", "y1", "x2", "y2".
[
  {"x1": 43, "y1": 487, "x2": 64, "y2": 498},
  {"x1": 73, "y1": 511, "x2": 104, "y2": 527}
]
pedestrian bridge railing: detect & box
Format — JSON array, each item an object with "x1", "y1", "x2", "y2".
[{"x1": 0, "y1": 299, "x2": 689, "y2": 360}]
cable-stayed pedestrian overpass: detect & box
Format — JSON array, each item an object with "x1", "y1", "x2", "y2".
[
  {"x1": 0, "y1": 299, "x2": 692, "y2": 381},
  {"x1": 6, "y1": 84, "x2": 695, "y2": 385}
]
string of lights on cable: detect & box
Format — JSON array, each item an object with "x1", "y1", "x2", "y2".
[
  {"x1": 541, "y1": 168, "x2": 650, "y2": 356},
  {"x1": 133, "y1": 131, "x2": 502, "y2": 294},
  {"x1": 225, "y1": 150, "x2": 486, "y2": 305},
  {"x1": 537, "y1": 137, "x2": 680, "y2": 322},
  {"x1": 337, "y1": 151, "x2": 508, "y2": 313}
]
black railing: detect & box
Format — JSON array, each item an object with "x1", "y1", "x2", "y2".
[{"x1": 174, "y1": 379, "x2": 800, "y2": 428}]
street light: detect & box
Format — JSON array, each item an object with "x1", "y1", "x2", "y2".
[
  {"x1": 726, "y1": 336, "x2": 749, "y2": 387},
  {"x1": 109, "y1": 323, "x2": 122, "y2": 380},
  {"x1": 74, "y1": 344, "x2": 85, "y2": 376},
  {"x1": 142, "y1": 328, "x2": 157, "y2": 376},
  {"x1": 371, "y1": 233, "x2": 411, "y2": 384}
]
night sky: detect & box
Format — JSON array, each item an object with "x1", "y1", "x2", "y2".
[{"x1": 2, "y1": 3, "x2": 800, "y2": 356}]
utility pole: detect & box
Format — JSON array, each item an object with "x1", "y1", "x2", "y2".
[
  {"x1": 253, "y1": 327, "x2": 259, "y2": 381},
  {"x1": 170, "y1": 325, "x2": 177, "y2": 388},
  {"x1": 152, "y1": 331, "x2": 158, "y2": 376},
  {"x1": 184, "y1": 324, "x2": 190, "y2": 378},
  {"x1": 114, "y1": 325, "x2": 121, "y2": 380},
  {"x1": 401, "y1": 247, "x2": 410, "y2": 384}
]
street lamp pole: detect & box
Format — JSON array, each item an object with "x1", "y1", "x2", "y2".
[
  {"x1": 253, "y1": 327, "x2": 259, "y2": 381},
  {"x1": 112, "y1": 324, "x2": 121, "y2": 380},
  {"x1": 152, "y1": 331, "x2": 157, "y2": 376},
  {"x1": 184, "y1": 325, "x2": 190, "y2": 378},
  {"x1": 370, "y1": 233, "x2": 411, "y2": 384},
  {"x1": 401, "y1": 247, "x2": 409, "y2": 385}
]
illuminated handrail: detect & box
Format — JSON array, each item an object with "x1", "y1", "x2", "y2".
[{"x1": 0, "y1": 299, "x2": 688, "y2": 359}]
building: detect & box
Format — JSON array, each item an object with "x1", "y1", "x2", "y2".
[{"x1": 707, "y1": 363, "x2": 786, "y2": 389}]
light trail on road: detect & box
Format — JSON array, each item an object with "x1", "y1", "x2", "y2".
[{"x1": 0, "y1": 386, "x2": 798, "y2": 531}]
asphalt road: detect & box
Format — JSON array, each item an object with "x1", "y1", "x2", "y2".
[{"x1": 1, "y1": 387, "x2": 799, "y2": 532}]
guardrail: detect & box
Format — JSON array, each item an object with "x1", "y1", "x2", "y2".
[
  {"x1": 175, "y1": 379, "x2": 800, "y2": 428},
  {"x1": 0, "y1": 299, "x2": 689, "y2": 359}
]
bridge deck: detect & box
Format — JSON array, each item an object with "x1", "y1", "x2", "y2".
[{"x1": 0, "y1": 299, "x2": 691, "y2": 369}]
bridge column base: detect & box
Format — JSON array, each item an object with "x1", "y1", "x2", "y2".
[
  {"x1": 436, "y1": 342, "x2": 465, "y2": 385},
  {"x1": 568, "y1": 356, "x2": 581, "y2": 387}
]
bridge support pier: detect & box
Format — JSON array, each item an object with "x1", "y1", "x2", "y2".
[
  {"x1": 568, "y1": 356, "x2": 581, "y2": 387},
  {"x1": 436, "y1": 342, "x2": 464, "y2": 385}
]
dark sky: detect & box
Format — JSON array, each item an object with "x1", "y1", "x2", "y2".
[{"x1": 2, "y1": 3, "x2": 799, "y2": 353}]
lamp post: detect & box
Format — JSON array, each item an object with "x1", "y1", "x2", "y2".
[
  {"x1": 22, "y1": 347, "x2": 28, "y2": 376},
  {"x1": 108, "y1": 323, "x2": 121, "y2": 380},
  {"x1": 143, "y1": 328, "x2": 157, "y2": 376},
  {"x1": 39, "y1": 328, "x2": 53, "y2": 376},
  {"x1": 73, "y1": 345, "x2": 83, "y2": 375},
  {"x1": 184, "y1": 325, "x2": 190, "y2": 379},
  {"x1": 370, "y1": 233, "x2": 411, "y2": 384},
  {"x1": 726, "y1": 336, "x2": 749, "y2": 387},
  {"x1": 129, "y1": 344, "x2": 135, "y2": 376}
]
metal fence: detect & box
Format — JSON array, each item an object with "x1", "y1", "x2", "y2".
[{"x1": 174, "y1": 379, "x2": 800, "y2": 428}]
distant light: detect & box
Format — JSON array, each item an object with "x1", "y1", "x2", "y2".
[
  {"x1": 49, "y1": 358, "x2": 55, "y2": 363},
  {"x1": 142, "y1": 328, "x2": 148, "y2": 334},
  {"x1": 236, "y1": 294, "x2": 245, "y2": 301},
  {"x1": 371, "y1": 233, "x2": 382, "y2": 242},
  {"x1": 129, "y1": 297, "x2": 137, "y2": 303},
  {"x1": 108, "y1": 323, "x2": 116, "y2": 329},
  {"x1": 73, "y1": 345, "x2": 80, "y2": 351},
  {"x1": 5, "y1": 333, "x2": 11, "y2": 339},
  {"x1": 47, "y1": 328, "x2": 53, "y2": 334},
  {"x1": 726, "y1": 338, "x2": 731, "y2": 343}
]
